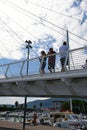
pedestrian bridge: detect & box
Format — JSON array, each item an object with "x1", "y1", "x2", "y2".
[{"x1": 0, "y1": 46, "x2": 87, "y2": 98}]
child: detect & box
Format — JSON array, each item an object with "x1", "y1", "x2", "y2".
[{"x1": 39, "y1": 51, "x2": 47, "y2": 74}]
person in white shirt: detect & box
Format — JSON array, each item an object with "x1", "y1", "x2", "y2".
[
  {"x1": 82, "y1": 59, "x2": 87, "y2": 69},
  {"x1": 59, "y1": 41, "x2": 69, "y2": 71}
]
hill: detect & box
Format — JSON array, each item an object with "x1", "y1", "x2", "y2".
[{"x1": 26, "y1": 98, "x2": 69, "y2": 108}]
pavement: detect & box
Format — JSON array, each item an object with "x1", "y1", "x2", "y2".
[
  {"x1": 0, "y1": 121, "x2": 69, "y2": 130},
  {"x1": 0, "y1": 128, "x2": 19, "y2": 130}
]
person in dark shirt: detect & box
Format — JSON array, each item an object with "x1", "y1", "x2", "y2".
[
  {"x1": 82, "y1": 59, "x2": 87, "y2": 69},
  {"x1": 48, "y1": 47, "x2": 56, "y2": 73}
]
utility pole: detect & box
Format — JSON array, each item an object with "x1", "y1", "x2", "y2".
[
  {"x1": 70, "y1": 98, "x2": 73, "y2": 112},
  {"x1": 23, "y1": 40, "x2": 32, "y2": 130},
  {"x1": 25, "y1": 40, "x2": 32, "y2": 75}
]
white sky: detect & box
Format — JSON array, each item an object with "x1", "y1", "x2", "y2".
[{"x1": 0, "y1": 0, "x2": 87, "y2": 104}]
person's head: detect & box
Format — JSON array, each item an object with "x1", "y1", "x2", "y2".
[
  {"x1": 63, "y1": 41, "x2": 67, "y2": 46},
  {"x1": 49, "y1": 47, "x2": 53, "y2": 52},
  {"x1": 41, "y1": 51, "x2": 46, "y2": 55}
]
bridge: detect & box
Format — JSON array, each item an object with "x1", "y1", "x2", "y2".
[{"x1": 0, "y1": 46, "x2": 87, "y2": 98}]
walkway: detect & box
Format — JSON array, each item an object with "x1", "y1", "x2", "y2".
[
  {"x1": 0, "y1": 121, "x2": 69, "y2": 130},
  {"x1": 0, "y1": 46, "x2": 87, "y2": 97}
]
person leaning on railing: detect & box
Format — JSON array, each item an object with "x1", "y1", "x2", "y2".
[
  {"x1": 82, "y1": 59, "x2": 87, "y2": 69},
  {"x1": 47, "y1": 47, "x2": 56, "y2": 73},
  {"x1": 39, "y1": 50, "x2": 47, "y2": 74}
]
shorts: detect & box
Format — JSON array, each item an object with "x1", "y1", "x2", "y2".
[
  {"x1": 48, "y1": 62, "x2": 55, "y2": 70},
  {"x1": 60, "y1": 57, "x2": 69, "y2": 67},
  {"x1": 40, "y1": 62, "x2": 46, "y2": 70}
]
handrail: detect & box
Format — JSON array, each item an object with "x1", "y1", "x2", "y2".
[{"x1": 0, "y1": 46, "x2": 87, "y2": 78}]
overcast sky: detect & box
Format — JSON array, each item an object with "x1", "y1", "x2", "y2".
[{"x1": 0, "y1": 0, "x2": 87, "y2": 104}]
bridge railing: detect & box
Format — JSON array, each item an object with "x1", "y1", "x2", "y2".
[{"x1": 0, "y1": 46, "x2": 87, "y2": 78}]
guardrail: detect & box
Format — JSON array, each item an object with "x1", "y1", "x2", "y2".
[{"x1": 0, "y1": 46, "x2": 87, "y2": 78}]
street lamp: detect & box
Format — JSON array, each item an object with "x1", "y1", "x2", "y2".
[
  {"x1": 25, "y1": 40, "x2": 32, "y2": 75},
  {"x1": 23, "y1": 40, "x2": 32, "y2": 130}
]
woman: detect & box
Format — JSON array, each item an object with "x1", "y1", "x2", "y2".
[
  {"x1": 48, "y1": 47, "x2": 56, "y2": 73},
  {"x1": 39, "y1": 51, "x2": 47, "y2": 74}
]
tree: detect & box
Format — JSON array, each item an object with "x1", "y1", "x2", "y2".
[
  {"x1": 20, "y1": 104, "x2": 24, "y2": 109},
  {"x1": 61, "y1": 101, "x2": 70, "y2": 111},
  {"x1": 39, "y1": 102, "x2": 43, "y2": 108},
  {"x1": 33, "y1": 105, "x2": 36, "y2": 110},
  {"x1": 15, "y1": 101, "x2": 19, "y2": 108},
  {"x1": 61, "y1": 99, "x2": 87, "y2": 114}
]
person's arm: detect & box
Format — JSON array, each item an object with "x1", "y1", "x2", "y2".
[
  {"x1": 82, "y1": 64, "x2": 85, "y2": 68},
  {"x1": 39, "y1": 56, "x2": 42, "y2": 62}
]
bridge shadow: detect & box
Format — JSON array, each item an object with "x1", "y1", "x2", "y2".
[{"x1": 0, "y1": 127, "x2": 19, "y2": 130}]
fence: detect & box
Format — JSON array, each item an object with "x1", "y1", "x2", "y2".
[{"x1": 0, "y1": 46, "x2": 87, "y2": 78}]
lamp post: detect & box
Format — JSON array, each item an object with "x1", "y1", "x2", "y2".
[
  {"x1": 25, "y1": 40, "x2": 32, "y2": 75},
  {"x1": 23, "y1": 40, "x2": 32, "y2": 130},
  {"x1": 66, "y1": 30, "x2": 73, "y2": 112}
]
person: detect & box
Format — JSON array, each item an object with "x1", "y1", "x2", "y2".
[
  {"x1": 48, "y1": 47, "x2": 56, "y2": 73},
  {"x1": 59, "y1": 41, "x2": 69, "y2": 71},
  {"x1": 39, "y1": 51, "x2": 47, "y2": 74},
  {"x1": 33, "y1": 112, "x2": 37, "y2": 125},
  {"x1": 82, "y1": 59, "x2": 87, "y2": 69}
]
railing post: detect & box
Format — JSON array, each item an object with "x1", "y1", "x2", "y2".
[
  {"x1": 5, "y1": 64, "x2": 10, "y2": 78},
  {"x1": 20, "y1": 61, "x2": 25, "y2": 76},
  {"x1": 66, "y1": 29, "x2": 70, "y2": 70}
]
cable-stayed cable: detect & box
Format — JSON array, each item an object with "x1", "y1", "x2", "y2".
[
  {"x1": 27, "y1": 1, "x2": 85, "y2": 23},
  {"x1": 69, "y1": 31, "x2": 87, "y2": 42},
  {"x1": 0, "y1": 40, "x2": 13, "y2": 58},
  {"x1": 0, "y1": 20, "x2": 21, "y2": 45},
  {"x1": 0, "y1": 18, "x2": 24, "y2": 42},
  {"x1": 0, "y1": 0, "x2": 86, "y2": 50},
  {"x1": 4, "y1": 0, "x2": 87, "y2": 42},
  {"x1": 0, "y1": 9, "x2": 38, "y2": 39},
  {"x1": 3, "y1": 0, "x2": 65, "y2": 31}
]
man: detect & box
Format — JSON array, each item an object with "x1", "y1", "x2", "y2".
[
  {"x1": 48, "y1": 47, "x2": 56, "y2": 73},
  {"x1": 82, "y1": 59, "x2": 87, "y2": 69},
  {"x1": 59, "y1": 41, "x2": 69, "y2": 71}
]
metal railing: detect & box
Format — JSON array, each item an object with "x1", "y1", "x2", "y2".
[{"x1": 0, "y1": 46, "x2": 87, "y2": 78}]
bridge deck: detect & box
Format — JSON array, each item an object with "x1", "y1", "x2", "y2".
[{"x1": 0, "y1": 46, "x2": 87, "y2": 97}]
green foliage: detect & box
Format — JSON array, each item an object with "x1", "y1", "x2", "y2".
[
  {"x1": 39, "y1": 102, "x2": 43, "y2": 108},
  {"x1": 61, "y1": 101, "x2": 70, "y2": 111},
  {"x1": 61, "y1": 99, "x2": 87, "y2": 114},
  {"x1": 33, "y1": 105, "x2": 37, "y2": 110}
]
